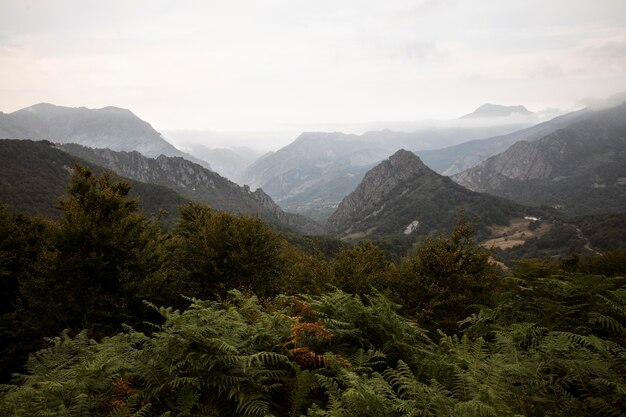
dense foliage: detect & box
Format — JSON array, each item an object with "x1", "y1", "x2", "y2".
[{"x1": 1, "y1": 167, "x2": 625, "y2": 416}]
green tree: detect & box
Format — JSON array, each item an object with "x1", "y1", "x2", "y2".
[
  {"x1": 20, "y1": 166, "x2": 162, "y2": 338},
  {"x1": 392, "y1": 219, "x2": 502, "y2": 333},
  {"x1": 277, "y1": 242, "x2": 333, "y2": 295},
  {"x1": 332, "y1": 241, "x2": 390, "y2": 294},
  {"x1": 0, "y1": 206, "x2": 52, "y2": 381},
  {"x1": 168, "y1": 203, "x2": 283, "y2": 298}
]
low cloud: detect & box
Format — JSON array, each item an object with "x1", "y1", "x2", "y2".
[{"x1": 580, "y1": 91, "x2": 626, "y2": 109}]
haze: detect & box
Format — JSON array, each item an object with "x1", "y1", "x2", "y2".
[{"x1": 1, "y1": 0, "x2": 626, "y2": 149}]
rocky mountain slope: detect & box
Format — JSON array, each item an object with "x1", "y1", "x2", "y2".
[
  {"x1": 452, "y1": 103, "x2": 626, "y2": 215},
  {"x1": 0, "y1": 103, "x2": 211, "y2": 169},
  {"x1": 0, "y1": 139, "x2": 188, "y2": 221},
  {"x1": 245, "y1": 122, "x2": 532, "y2": 222},
  {"x1": 417, "y1": 108, "x2": 588, "y2": 175},
  {"x1": 326, "y1": 149, "x2": 532, "y2": 239},
  {"x1": 59, "y1": 143, "x2": 322, "y2": 234}
]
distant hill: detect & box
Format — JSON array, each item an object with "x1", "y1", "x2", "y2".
[
  {"x1": 59, "y1": 143, "x2": 322, "y2": 235},
  {"x1": 325, "y1": 149, "x2": 534, "y2": 240},
  {"x1": 0, "y1": 103, "x2": 211, "y2": 169},
  {"x1": 461, "y1": 104, "x2": 534, "y2": 119},
  {"x1": 452, "y1": 103, "x2": 626, "y2": 215},
  {"x1": 0, "y1": 139, "x2": 188, "y2": 221},
  {"x1": 417, "y1": 108, "x2": 589, "y2": 175},
  {"x1": 245, "y1": 124, "x2": 532, "y2": 222}
]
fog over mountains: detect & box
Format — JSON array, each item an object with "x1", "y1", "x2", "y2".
[{"x1": 2, "y1": 99, "x2": 625, "y2": 242}]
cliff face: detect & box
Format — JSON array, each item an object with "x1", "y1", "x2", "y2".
[
  {"x1": 59, "y1": 144, "x2": 323, "y2": 234},
  {"x1": 326, "y1": 149, "x2": 526, "y2": 239}
]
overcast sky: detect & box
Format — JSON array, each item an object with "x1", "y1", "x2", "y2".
[{"x1": 1, "y1": 0, "x2": 626, "y2": 140}]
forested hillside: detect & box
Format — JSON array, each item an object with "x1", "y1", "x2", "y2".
[{"x1": 1, "y1": 168, "x2": 625, "y2": 416}]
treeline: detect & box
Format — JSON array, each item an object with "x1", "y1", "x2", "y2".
[{"x1": 1, "y1": 167, "x2": 625, "y2": 416}]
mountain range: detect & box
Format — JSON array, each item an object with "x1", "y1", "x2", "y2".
[
  {"x1": 245, "y1": 111, "x2": 534, "y2": 221},
  {"x1": 58, "y1": 143, "x2": 322, "y2": 234},
  {"x1": 452, "y1": 103, "x2": 626, "y2": 215},
  {"x1": 417, "y1": 108, "x2": 589, "y2": 175},
  {"x1": 2, "y1": 99, "x2": 624, "y2": 257}
]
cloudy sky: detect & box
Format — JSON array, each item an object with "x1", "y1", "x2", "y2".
[{"x1": 1, "y1": 0, "x2": 625, "y2": 143}]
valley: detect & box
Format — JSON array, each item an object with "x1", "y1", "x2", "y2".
[
  {"x1": 2, "y1": 2, "x2": 626, "y2": 415},
  {"x1": 0, "y1": 99, "x2": 625, "y2": 417},
  {"x1": 482, "y1": 217, "x2": 553, "y2": 250},
  {"x1": 2, "y1": 99, "x2": 624, "y2": 259}
]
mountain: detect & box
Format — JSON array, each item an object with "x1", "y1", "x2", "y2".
[
  {"x1": 0, "y1": 103, "x2": 211, "y2": 169},
  {"x1": 461, "y1": 104, "x2": 534, "y2": 119},
  {"x1": 417, "y1": 108, "x2": 589, "y2": 175},
  {"x1": 452, "y1": 103, "x2": 626, "y2": 215},
  {"x1": 325, "y1": 149, "x2": 533, "y2": 239},
  {"x1": 58, "y1": 143, "x2": 322, "y2": 234},
  {"x1": 0, "y1": 139, "x2": 188, "y2": 221},
  {"x1": 245, "y1": 124, "x2": 533, "y2": 222}
]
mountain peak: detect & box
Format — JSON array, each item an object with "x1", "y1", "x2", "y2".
[
  {"x1": 325, "y1": 149, "x2": 441, "y2": 236},
  {"x1": 326, "y1": 144, "x2": 525, "y2": 238},
  {"x1": 20, "y1": 102, "x2": 58, "y2": 113},
  {"x1": 461, "y1": 104, "x2": 533, "y2": 119},
  {"x1": 388, "y1": 148, "x2": 422, "y2": 164}
]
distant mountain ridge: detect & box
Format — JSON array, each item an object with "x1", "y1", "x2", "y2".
[
  {"x1": 452, "y1": 103, "x2": 626, "y2": 215},
  {"x1": 245, "y1": 122, "x2": 533, "y2": 222},
  {"x1": 417, "y1": 108, "x2": 589, "y2": 175},
  {"x1": 0, "y1": 103, "x2": 211, "y2": 169},
  {"x1": 59, "y1": 143, "x2": 322, "y2": 234},
  {"x1": 461, "y1": 104, "x2": 534, "y2": 119},
  {"x1": 326, "y1": 149, "x2": 531, "y2": 239}
]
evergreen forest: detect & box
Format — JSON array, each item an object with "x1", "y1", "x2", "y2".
[{"x1": 1, "y1": 167, "x2": 625, "y2": 416}]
